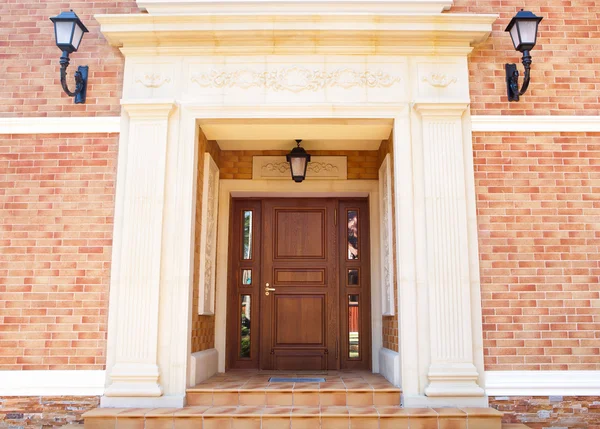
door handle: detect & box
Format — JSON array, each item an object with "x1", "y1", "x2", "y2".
[{"x1": 265, "y1": 282, "x2": 276, "y2": 296}]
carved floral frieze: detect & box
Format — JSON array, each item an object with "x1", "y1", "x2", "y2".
[
  {"x1": 253, "y1": 156, "x2": 347, "y2": 180},
  {"x1": 135, "y1": 73, "x2": 172, "y2": 88},
  {"x1": 191, "y1": 66, "x2": 401, "y2": 92},
  {"x1": 422, "y1": 72, "x2": 457, "y2": 88}
]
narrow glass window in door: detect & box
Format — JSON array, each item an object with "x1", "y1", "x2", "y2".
[
  {"x1": 240, "y1": 295, "x2": 251, "y2": 358},
  {"x1": 348, "y1": 269, "x2": 359, "y2": 286},
  {"x1": 242, "y1": 210, "x2": 253, "y2": 259},
  {"x1": 347, "y1": 210, "x2": 359, "y2": 259},
  {"x1": 242, "y1": 269, "x2": 252, "y2": 285},
  {"x1": 348, "y1": 294, "x2": 359, "y2": 359}
]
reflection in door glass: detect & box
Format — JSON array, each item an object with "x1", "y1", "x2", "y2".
[
  {"x1": 242, "y1": 211, "x2": 253, "y2": 259},
  {"x1": 347, "y1": 210, "x2": 358, "y2": 259},
  {"x1": 348, "y1": 269, "x2": 359, "y2": 286},
  {"x1": 242, "y1": 269, "x2": 252, "y2": 285},
  {"x1": 240, "y1": 295, "x2": 251, "y2": 358},
  {"x1": 349, "y1": 294, "x2": 359, "y2": 359}
]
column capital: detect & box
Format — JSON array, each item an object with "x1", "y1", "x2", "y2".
[
  {"x1": 412, "y1": 102, "x2": 469, "y2": 117},
  {"x1": 121, "y1": 99, "x2": 177, "y2": 118}
]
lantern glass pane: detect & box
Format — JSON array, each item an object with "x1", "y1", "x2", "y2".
[
  {"x1": 517, "y1": 20, "x2": 538, "y2": 45},
  {"x1": 72, "y1": 24, "x2": 85, "y2": 51},
  {"x1": 290, "y1": 157, "x2": 306, "y2": 177},
  {"x1": 55, "y1": 21, "x2": 74, "y2": 45},
  {"x1": 509, "y1": 24, "x2": 520, "y2": 49}
]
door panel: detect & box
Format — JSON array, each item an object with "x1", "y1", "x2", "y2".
[{"x1": 260, "y1": 199, "x2": 338, "y2": 370}]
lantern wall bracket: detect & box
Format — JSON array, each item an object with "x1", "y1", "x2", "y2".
[
  {"x1": 60, "y1": 51, "x2": 88, "y2": 104},
  {"x1": 505, "y1": 50, "x2": 532, "y2": 103}
]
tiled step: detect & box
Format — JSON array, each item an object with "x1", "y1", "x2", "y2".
[{"x1": 83, "y1": 406, "x2": 504, "y2": 429}]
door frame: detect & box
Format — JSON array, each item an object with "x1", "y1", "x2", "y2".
[{"x1": 215, "y1": 179, "x2": 382, "y2": 373}]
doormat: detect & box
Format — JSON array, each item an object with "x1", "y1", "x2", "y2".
[{"x1": 269, "y1": 377, "x2": 326, "y2": 383}]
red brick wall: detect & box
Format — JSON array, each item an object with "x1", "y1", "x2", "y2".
[
  {"x1": 0, "y1": 1, "x2": 139, "y2": 117},
  {"x1": 474, "y1": 132, "x2": 600, "y2": 371},
  {"x1": 0, "y1": 133, "x2": 117, "y2": 370},
  {"x1": 449, "y1": 1, "x2": 600, "y2": 115}
]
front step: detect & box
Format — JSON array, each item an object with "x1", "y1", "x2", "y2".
[{"x1": 83, "y1": 406, "x2": 504, "y2": 429}]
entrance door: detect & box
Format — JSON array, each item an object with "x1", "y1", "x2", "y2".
[
  {"x1": 260, "y1": 199, "x2": 338, "y2": 370},
  {"x1": 225, "y1": 198, "x2": 371, "y2": 371}
]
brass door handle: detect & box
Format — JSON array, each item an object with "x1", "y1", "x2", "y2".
[{"x1": 265, "y1": 283, "x2": 276, "y2": 296}]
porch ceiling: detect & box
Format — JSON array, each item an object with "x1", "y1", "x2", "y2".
[{"x1": 198, "y1": 118, "x2": 393, "y2": 150}]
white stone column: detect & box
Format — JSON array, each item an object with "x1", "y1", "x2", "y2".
[
  {"x1": 103, "y1": 101, "x2": 175, "y2": 400},
  {"x1": 413, "y1": 103, "x2": 485, "y2": 404}
]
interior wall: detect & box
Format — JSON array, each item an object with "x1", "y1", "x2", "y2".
[
  {"x1": 191, "y1": 134, "x2": 222, "y2": 353},
  {"x1": 379, "y1": 132, "x2": 400, "y2": 352}
]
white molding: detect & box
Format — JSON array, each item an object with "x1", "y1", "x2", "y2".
[
  {"x1": 471, "y1": 115, "x2": 600, "y2": 133},
  {"x1": 0, "y1": 117, "x2": 121, "y2": 135},
  {"x1": 2, "y1": 116, "x2": 598, "y2": 136},
  {"x1": 379, "y1": 348, "x2": 401, "y2": 387},
  {"x1": 485, "y1": 371, "x2": 600, "y2": 396},
  {"x1": 189, "y1": 349, "x2": 218, "y2": 387},
  {"x1": 0, "y1": 370, "x2": 105, "y2": 396}
]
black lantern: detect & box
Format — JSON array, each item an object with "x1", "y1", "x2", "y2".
[
  {"x1": 505, "y1": 10, "x2": 543, "y2": 102},
  {"x1": 286, "y1": 139, "x2": 311, "y2": 183},
  {"x1": 50, "y1": 10, "x2": 89, "y2": 104}
]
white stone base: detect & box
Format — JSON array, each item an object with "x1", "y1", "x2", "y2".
[
  {"x1": 189, "y1": 349, "x2": 219, "y2": 386},
  {"x1": 100, "y1": 395, "x2": 185, "y2": 408},
  {"x1": 379, "y1": 348, "x2": 401, "y2": 387},
  {"x1": 402, "y1": 394, "x2": 488, "y2": 408}
]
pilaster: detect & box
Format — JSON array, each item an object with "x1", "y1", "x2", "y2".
[
  {"x1": 103, "y1": 101, "x2": 176, "y2": 400},
  {"x1": 411, "y1": 102, "x2": 485, "y2": 404}
]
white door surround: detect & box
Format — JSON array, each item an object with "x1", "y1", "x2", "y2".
[{"x1": 98, "y1": 3, "x2": 495, "y2": 408}]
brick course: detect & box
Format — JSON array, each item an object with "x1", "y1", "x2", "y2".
[
  {"x1": 474, "y1": 132, "x2": 600, "y2": 371},
  {"x1": 0, "y1": 133, "x2": 117, "y2": 370}
]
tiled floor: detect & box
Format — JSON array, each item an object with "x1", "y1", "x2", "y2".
[{"x1": 186, "y1": 370, "x2": 401, "y2": 407}]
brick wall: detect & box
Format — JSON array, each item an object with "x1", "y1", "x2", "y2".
[
  {"x1": 378, "y1": 135, "x2": 399, "y2": 353},
  {"x1": 450, "y1": 1, "x2": 600, "y2": 115},
  {"x1": 474, "y1": 132, "x2": 600, "y2": 371},
  {"x1": 0, "y1": 0, "x2": 139, "y2": 117},
  {"x1": 218, "y1": 150, "x2": 379, "y2": 180},
  {"x1": 0, "y1": 396, "x2": 99, "y2": 428},
  {"x1": 0, "y1": 133, "x2": 117, "y2": 370}
]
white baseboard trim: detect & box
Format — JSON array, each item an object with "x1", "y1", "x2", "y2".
[
  {"x1": 485, "y1": 371, "x2": 600, "y2": 396},
  {"x1": 1, "y1": 115, "x2": 599, "y2": 135},
  {"x1": 189, "y1": 349, "x2": 218, "y2": 387},
  {"x1": 0, "y1": 370, "x2": 106, "y2": 396},
  {"x1": 379, "y1": 348, "x2": 401, "y2": 387},
  {"x1": 0, "y1": 117, "x2": 121, "y2": 135},
  {"x1": 471, "y1": 115, "x2": 600, "y2": 133}
]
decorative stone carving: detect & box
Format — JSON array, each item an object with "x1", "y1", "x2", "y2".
[
  {"x1": 252, "y1": 156, "x2": 347, "y2": 180},
  {"x1": 422, "y1": 73, "x2": 457, "y2": 88},
  {"x1": 191, "y1": 67, "x2": 401, "y2": 92},
  {"x1": 136, "y1": 73, "x2": 171, "y2": 88},
  {"x1": 198, "y1": 153, "x2": 219, "y2": 315},
  {"x1": 379, "y1": 154, "x2": 394, "y2": 316}
]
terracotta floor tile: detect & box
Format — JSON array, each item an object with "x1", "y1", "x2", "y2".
[
  {"x1": 173, "y1": 417, "x2": 203, "y2": 429},
  {"x1": 291, "y1": 407, "x2": 320, "y2": 416},
  {"x1": 115, "y1": 417, "x2": 144, "y2": 429},
  {"x1": 320, "y1": 391, "x2": 346, "y2": 406},
  {"x1": 347, "y1": 407, "x2": 378, "y2": 416},
  {"x1": 379, "y1": 416, "x2": 409, "y2": 429},
  {"x1": 320, "y1": 407, "x2": 349, "y2": 416},
  {"x1": 212, "y1": 392, "x2": 239, "y2": 406},
  {"x1": 349, "y1": 417, "x2": 379, "y2": 429},
  {"x1": 145, "y1": 417, "x2": 174, "y2": 429},
  {"x1": 186, "y1": 393, "x2": 213, "y2": 406},
  {"x1": 291, "y1": 416, "x2": 320, "y2": 429},
  {"x1": 293, "y1": 391, "x2": 319, "y2": 407},
  {"x1": 320, "y1": 416, "x2": 349, "y2": 429},
  {"x1": 373, "y1": 391, "x2": 400, "y2": 406},
  {"x1": 408, "y1": 416, "x2": 438, "y2": 429},
  {"x1": 239, "y1": 391, "x2": 266, "y2": 406},
  {"x1": 266, "y1": 391, "x2": 293, "y2": 406},
  {"x1": 232, "y1": 417, "x2": 260, "y2": 429},
  {"x1": 173, "y1": 407, "x2": 210, "y2": 416},
  {"x1": 202, "y1": 416, "x2": 232, "y2": 429},
  {"x1": 346, "y1": 391, "x2": 373, "y2": 407},
  {"x1": 262, "y1": 417, "x2": 291, "y2": 429}
]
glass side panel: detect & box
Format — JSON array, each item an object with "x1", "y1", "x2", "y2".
[
  {"x1": 349, "y1": 294, "x2": 359, "y2": 359},
  {"x1": 347, "y1": 210, "x2": 359, "y2": 259},
  {"x1": 242, "y1": 210, "x2": 253, "y2": 260},
  {"x1": 348, "y1": 269, "x2": 359, "y2": 286},
  {"x1": 240, "y1": 295, "x2": 251, "y2": 358},
  {"x1": 242, "y1": 269, "x2": 252, "y2": 286}
]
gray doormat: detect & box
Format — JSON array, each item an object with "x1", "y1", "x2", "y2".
[{"x1": 269, "y1": 377, "x2": 326, "y2": 383}]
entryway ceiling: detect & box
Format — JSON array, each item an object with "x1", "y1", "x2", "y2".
[{"x1": 198, "y1": 118, "x2": 393, "y2": 151}]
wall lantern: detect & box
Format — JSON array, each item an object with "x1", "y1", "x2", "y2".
[
  {"x1": 50, "y1": 10, "x2": 89, "y2": 104},
  {"x1": 505, "y1": 10, "x2": 543, "y2": 102},
  {"x1": 286, "y1": 139, "x2": 311, "y2": 183}
]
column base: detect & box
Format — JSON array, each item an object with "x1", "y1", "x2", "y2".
[
  {"x1": 424, "y1": 362, "x2": 485, "y2": 397},
  {"x1": 402, "y1": 394, "x2": 488, "y2": 408},
  {"x1": 101, "y1": 394, "x2": 185, "y2": 408},
  {"x1": 104, "y1": 363, "x2": 163, "y2": 397}
]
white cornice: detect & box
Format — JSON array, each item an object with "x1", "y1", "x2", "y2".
[
  {"x1": 471, "y1": 115, "x2": 600, "y2": 133},
  {"x1": 2, "y1": 115, "x2": 599, "y2": 135},
  {"x1": 485, "y1": 371, "x2": 600, "y2": 396},
  {"x1": 0, "y1": 370, "x2": 105, "y2": 396},
  {"x1": 95, "y1": 13, "x2": 497, "y2": 55},
  {"x1": 136, "y1": 0, "x2": 454, "y2": 15},
  {"x1": 0, "y1": 117, "x2": 121, "y2": 135}
]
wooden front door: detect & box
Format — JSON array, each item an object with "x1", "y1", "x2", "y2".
[
  {"x1": 260, "y1": 199, "x2": 338, "y2": 370},
  {"x1": 226, "y1": 198, "x2": 371, "y2": 371}
]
